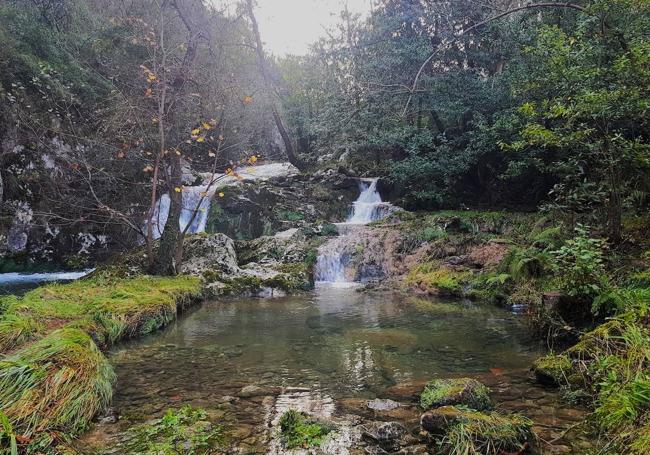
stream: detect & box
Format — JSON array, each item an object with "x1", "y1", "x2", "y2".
[{"x1": 78, "y1": 288, "x2": 592, "y2": 454}]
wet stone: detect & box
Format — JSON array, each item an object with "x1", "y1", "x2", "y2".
[{"x1": 368, "y1": 399, "x2": 401, "y2": 411}]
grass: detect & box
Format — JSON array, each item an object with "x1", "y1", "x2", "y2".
[
  {"x1": 0, "y1": 275, "x2": 203, "y2": 452},
  {"x1": 278, "y1": 410, "x2": 333, "y2": 449},
  {"x1": 0, "y1": 329, "x2": 114, "y2": 443},
  {"x1": 440, "y1": 408, "x2": 534, "y2": 455},
  {"x1": 420, "y1": 378, "x2": 491, "y2": 411},
  {"x1": 0, "y1": 275, "x2": 201, "y2": 352}
]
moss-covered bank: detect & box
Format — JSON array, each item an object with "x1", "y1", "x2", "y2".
[{"x1": 0, "y1": 275, "x2": 202, "y2": 453}]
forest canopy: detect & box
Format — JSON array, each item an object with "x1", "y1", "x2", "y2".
[{"x1": 0, "y1": 0, "x2": 648, "y2": 269}]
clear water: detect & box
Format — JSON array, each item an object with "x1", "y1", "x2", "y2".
[
  {"x1": 79, "y1": 287, "x2": 599, "y2": 454},
  {"x1": 108, "y1": 287, "x2": 541, "y2": 408}
]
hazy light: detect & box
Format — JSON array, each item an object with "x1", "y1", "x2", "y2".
[{"x1": 254, "y1": 0, "x2": 372, "y2": 56}]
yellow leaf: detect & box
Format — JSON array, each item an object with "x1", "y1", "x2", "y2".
[
  {"x1": 202, "y1": 122, "x2": 211, "y2": 130},
  {"x1": 191, "y1": 128, "x2": 201, "y2": 136},
  {"x1": 197, "y1": 137, "x2": 205, "y2": 143},
  {"x1": 218, "y1": 192, "x2": 225, "y2": 198},
  {"x1": 174, "y1": 187, "x2": 182, "y2": 193}
]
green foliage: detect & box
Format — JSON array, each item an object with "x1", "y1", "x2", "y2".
[
  {"x1": 0, "y1": 411, "x2": 18, "y2": 455},
  {"x1": 278, "y1": 410, "x2": 333, "y2": 449},
  {"x1": 552, "y1": 225, "x2": 609, "y2": 299},
  {"x1": 439, "y1": 408, "x2": 534, "y2": 455},
  {"x1": 499, "y1": 247, "x2": 551, "y2": 282},
  {"x1": 121, "y1": 406, "x2": 224, "y2": 455}
]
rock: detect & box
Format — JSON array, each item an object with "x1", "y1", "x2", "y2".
[
  {"x1": 363, "y1": 422, "x2": 406, "y2": 444},
  {"x1": 420, "y1": 406, "x2": 466, "y2": 434},
  {"x1": 419, "y1": 378, "x2": 491, "y2": 410},
  {"x1": 181, "y1": 233, "x2": 240, "y2": 276},
  {"x1": 531, "y1": 355, "x2": 572, "y2": 387},
  {"x1": 237, "y1": 385, "x2": 281, "y2": 398},
  {"x1": 368, "y1": 399, "x2": 401, "y2": 412}
]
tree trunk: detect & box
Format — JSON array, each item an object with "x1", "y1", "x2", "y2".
[
  {"x1": 154, "y1": 155, "x2": 184, "y2": 275},
  {"x1": 246, "y1": 0, "x2": 303, "y2": 170}
]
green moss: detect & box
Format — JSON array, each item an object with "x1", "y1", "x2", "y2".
[
  {"x1": 420, "y1": 378, "x2": 491, "y2": 411},
  {"x1": 532, "y1": 354, "x2": 572, "y2": 386},
  {"x1": 0, "y1": 329, "x2": 115, "y2": 443},
  {"x1": 278, "y1": 410, "x2": 333, "y2": 449},
  {"x1": 118, "y1": 406, "x2": 225, "y2": 455},
  {"x1": 406, "y1": 263, "x2": 470, "y2": 296}
]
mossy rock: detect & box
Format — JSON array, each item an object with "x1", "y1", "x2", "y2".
[
  {"x1": 420, "y1": 378, "x2": 491, "y2": 411},
  {"x1": 532, "y1": 354, "x2": 572, "y2": 386},
  {"x1": 565, "y1": 320, "x2": 625, "y2": 361},
  {"x1": 420, "y1": 406, "x2": 534, "y2": 454}
]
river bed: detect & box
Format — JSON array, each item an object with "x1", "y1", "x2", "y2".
[{"x1": 78, "y1": 285, "x2": 593, "y2": 454}]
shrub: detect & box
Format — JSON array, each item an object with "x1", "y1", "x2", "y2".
[
  {"x1": 420, "y1": 378, "x2": 491, "y2": 411},
  {"x1": 552, "y1": 225, "x2": 609, "y2": 299}
]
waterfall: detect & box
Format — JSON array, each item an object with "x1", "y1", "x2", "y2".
[
  {"x1": 148, "y1": 186, "x2": 215, "y2": 239},
  {"x1": 315, "y1": 178, "x2": 395, "y2": 284}
]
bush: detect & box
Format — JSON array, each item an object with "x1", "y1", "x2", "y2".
[{"x1": 552, "y1": 225, "x2": 609, "y2": 299}]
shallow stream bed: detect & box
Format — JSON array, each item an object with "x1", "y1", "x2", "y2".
[{"x1": 79, "y1": 285, "x2": 592, "y2": 454}]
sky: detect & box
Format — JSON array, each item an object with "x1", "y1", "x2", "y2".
[{"x1": 254, "y1": 0, "x2": 373, "y2": 56}]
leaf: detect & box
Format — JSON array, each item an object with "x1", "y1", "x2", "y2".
[
  {"x1": 174, "y1": 187, "x2": 182, "y2": 193},
  {"x1": 243, "y1": 95, "x2": 253, "y2": 104},
  {"x1": 197, "y1": 137, "x2": 205, "y2": 143},
  {"x1": 208, "y1": 152, "x2": 216, "y2": 157},
  {"x1": 191, "y1": 128, "x2": 201, "y2": 136},
  {"x1": 218, "y1": 192, "x2": 225, "y2": 198},
  {"x1": 202, "y1": 122, "x2": 211, "y2": 130}
]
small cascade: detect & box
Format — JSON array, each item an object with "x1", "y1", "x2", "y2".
[
  {"x1": 346, "y1": 179, "x2": 393, "y2": 224},
  {"x1": 148, "y1": 186, "x2": 215, "y2": 239},
  {"x1": 315, "y1": 178, "x2": 396, "y2": 284}
]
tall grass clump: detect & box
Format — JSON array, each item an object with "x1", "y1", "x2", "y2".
[{"x1": 0, "y1": 329, "x2": 115, "y2": 444}]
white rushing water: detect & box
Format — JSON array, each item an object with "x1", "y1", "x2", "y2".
[
  {"x1": 0, "y1": 269, "x2": 93, "y2": 288},
  {"x1": 148, "y1": 186, "x2": 215, "y2": 239},
  {"x1": 315, "y1": 178, "x2": 395, "y2": 284}
]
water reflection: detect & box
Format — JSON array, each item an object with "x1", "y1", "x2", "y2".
[{"x1": 109, "y1": 288, "x2": 541, "y2": 417}]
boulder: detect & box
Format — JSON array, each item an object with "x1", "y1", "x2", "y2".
[
  {"x1": 419, "y1": 378, "x2": 491, "y2": 410},
  {"x1": 180, "y1": 233, "x2": 240, "y2": 276}
]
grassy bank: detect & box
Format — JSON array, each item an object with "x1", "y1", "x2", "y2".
[
  {"x1": 0, "y1": 275, "x2": 202, "y2": 453},
  {"x1": 389, "y1": 210, "x2": 650, "y2": 453}
]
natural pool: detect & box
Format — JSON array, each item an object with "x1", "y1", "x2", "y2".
[{"x1": 80, "y1": 286, "x2": 591, "y2": 454}]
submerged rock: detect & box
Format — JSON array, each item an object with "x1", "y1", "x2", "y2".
[{"x1": 368, "y1": 399, "x2": 401, "y2": 412}]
